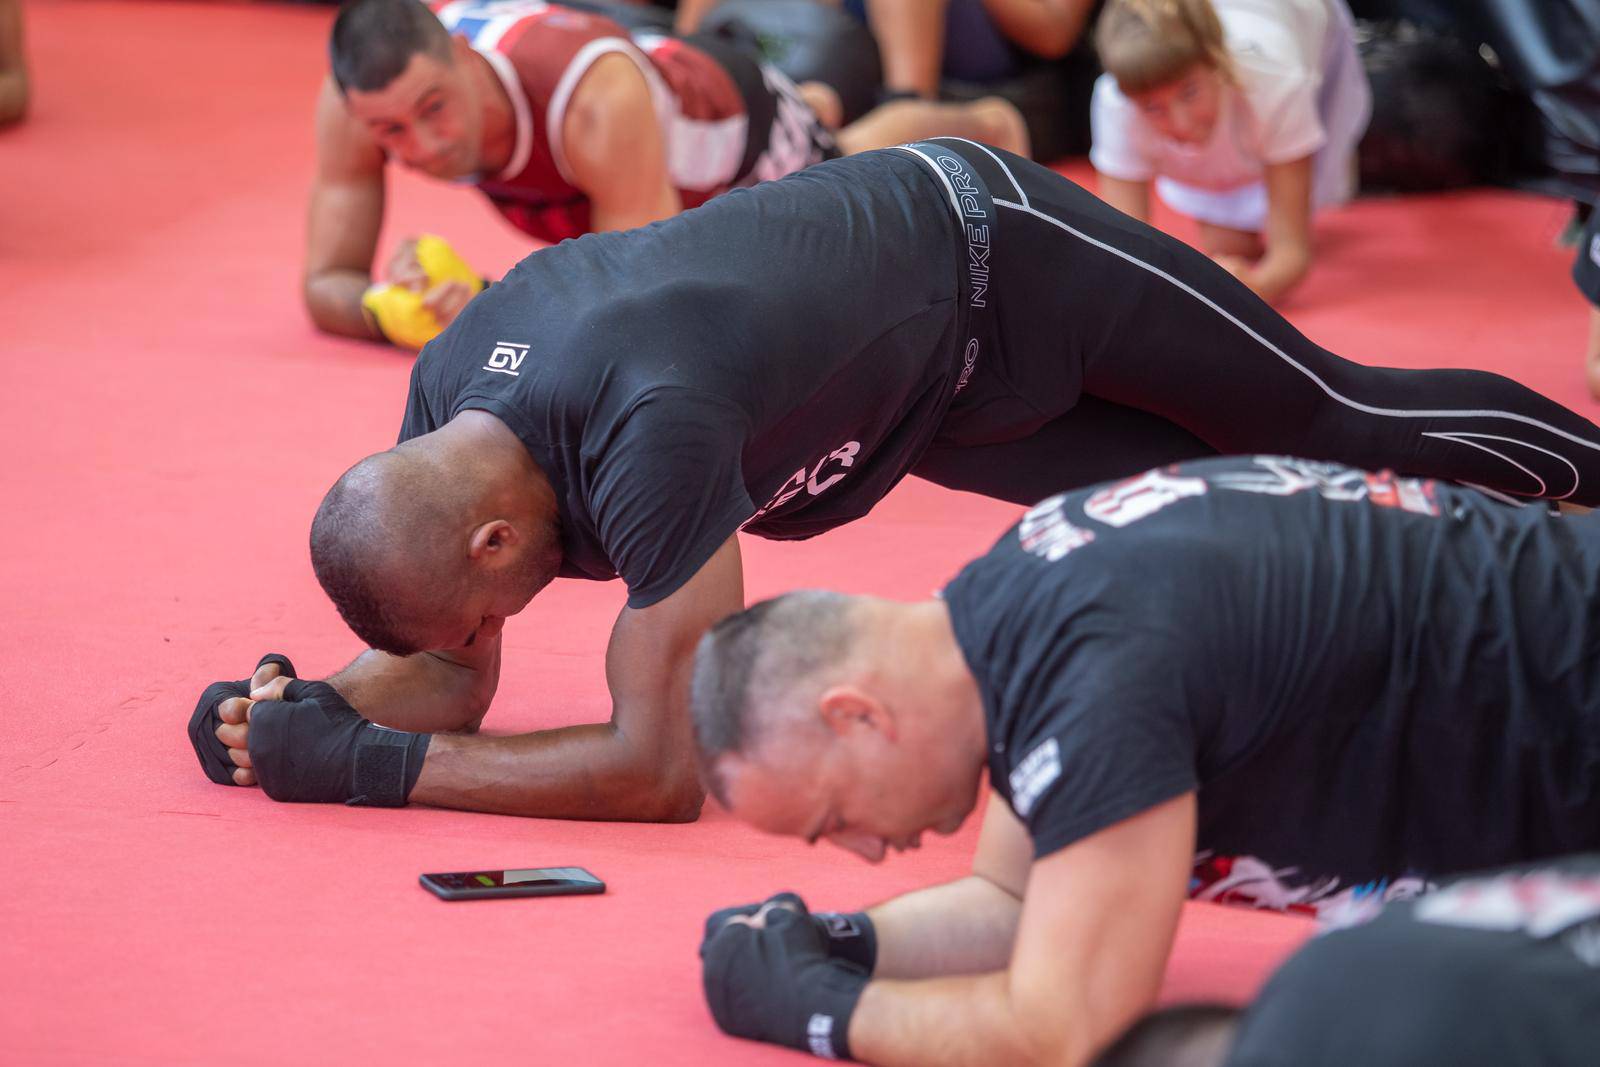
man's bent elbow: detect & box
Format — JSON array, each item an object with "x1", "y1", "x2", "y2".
[
  {"x1": 632, "y1": 773, "x2": 705, "y2": 823},
  {"x1": 302, "y1": 272, "x2": 375, "y2": 340}
]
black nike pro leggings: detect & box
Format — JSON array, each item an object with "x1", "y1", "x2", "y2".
[{"x1": 912, "y1": 140, "x2": 1600, "y2": 506}]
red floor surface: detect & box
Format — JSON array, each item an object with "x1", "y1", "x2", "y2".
[{"x1": 1, "y1": 1, "x2": 1590, "y2": 1063}]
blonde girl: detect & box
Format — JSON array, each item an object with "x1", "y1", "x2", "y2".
[{"x1": 1090, "y1": 0, "x2": 1370, "y2": 302}]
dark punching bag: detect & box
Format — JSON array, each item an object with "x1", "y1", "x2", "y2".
[{"x1": 701, "y1": 0, "x2": 884, "y2": 124}]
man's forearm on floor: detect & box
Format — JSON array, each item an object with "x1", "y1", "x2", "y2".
[
  {"x1": 412, "y1": 721, "x2": 704, "y2": 821},
  {"x1": 870, "y1": 875, "x2": 1022, "y2": 979}
]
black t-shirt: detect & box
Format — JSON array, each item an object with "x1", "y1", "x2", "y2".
[
  {"x1": 1575, "y1": 207, "x2": 1600, "y2": 307},
  {"x1": 942, "y1": 455, "x2": 1600, "y2": 917},
  {"x1": 399, "y1": 149, "x2": 977, "y2": 608},
  {"x1": 1226, "y1": 854, "x2": 1600, "y2": 1066}
]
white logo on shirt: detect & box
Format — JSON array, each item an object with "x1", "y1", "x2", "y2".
[
  {"x1": 1009, "y1": 737, "x2": 1062, "y2": 817},
  {"x1": 1590, "y1": 233, "x2": 1600, "y2": 269},
  {"x1": 744, "y1": 441, "x2": 862, "y2": 525},
  {"x1": 1019, "y1": 494, "x2": 1096, "y2": 561},
  {"x1": 483, "y1": 341, "x2": 530, "y2": 377},
  {"x1": 1084, "y1": 469, "x2": 1207, "y2": 528}
]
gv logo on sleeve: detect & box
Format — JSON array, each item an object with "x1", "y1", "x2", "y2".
[{"x1": 483, "y1": 342, "x2": 530, "y2": 377}]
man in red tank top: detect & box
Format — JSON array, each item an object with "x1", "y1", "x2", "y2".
[{"x1": 304, "y1": 0, "x2": 1029, "y2": 349}]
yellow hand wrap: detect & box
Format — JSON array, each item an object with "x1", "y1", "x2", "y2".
[{"x1": 361, "y1": 235, "x2": 486, "y2": 350}]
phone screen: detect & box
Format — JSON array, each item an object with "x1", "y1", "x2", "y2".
[
  {"x1": 420, "y1": 866, "x2": 604, "y2": 900},
  {"x1": 464, "y1": 869, "x2": 580, "y2": 888}
]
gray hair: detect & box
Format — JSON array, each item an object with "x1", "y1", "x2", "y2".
[{"x1": 689, "y1": 591, "x2": 860, "y2": 806}]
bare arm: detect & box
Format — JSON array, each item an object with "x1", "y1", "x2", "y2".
[
  {"x1": 980, "y1": 0, "x2": 1095, "y2": 59},
  {"x1": 870, "y1": 793, "x2": 1033, "y2": 979},
  {"x1": 409, "y1": 536, "x2": 746, "y2": 821},
  {"x1": 1097, "y1": 172, "x2": 1151, "y2": 223},
  {"x1": 848, "y1": 793, "x2": 1197, "y2": 1067},
  {"x1": 0, "y1": 0, "x2": 28, "y2": 127},
  {"x1": 860, "y1": 0, "x2": 945, "y2": 99},
  {"x1": 304, "y1": 76, "x2": 387, "y2": 340},
  {"x1": 1241, "y1": 154, "x2": 1314, "y2": 303},
  {"x1": 326, "y1": 621, "x2": 505, "y2": 735},
  {"x1": 562, "y1": 52, "x2": 682, "y2": 234}
]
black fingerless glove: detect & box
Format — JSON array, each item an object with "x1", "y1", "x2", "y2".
[
  {"x1": 188, "y1": 653, "x2": 298, "y2": 785},
  {"x1": 700, "y1": 893, "x2": 871, "y2": 1060},
  {"x1": 249, "y1": 679, "x2": 430, "y2": 807},
  {"x1": 705, "y1": 895, "x2": 877, "y2": 974}
]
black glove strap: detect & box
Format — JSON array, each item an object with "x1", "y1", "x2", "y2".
[
  {"x1": 800, "y1": 959, "x2": 867, "y2": 1060},
  {"x1": 348, "y1": 728, "x2": 431, "y2": 807},
  {"x1": 815, "y1": 912, "x2": 877, "y2": 975}
]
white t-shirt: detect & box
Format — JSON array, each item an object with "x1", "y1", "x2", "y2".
[{"x1": 1090, "y1": 0, "x2": 1332, "y2": 191}]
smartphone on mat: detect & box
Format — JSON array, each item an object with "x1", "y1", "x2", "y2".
[{"x1": 420, "y1": 866, "x2": 605, "y2": 901}]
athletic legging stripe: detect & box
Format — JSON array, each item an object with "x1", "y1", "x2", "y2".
[{"x1": 925, "y1": 137, "x2": 1600, "y2": 504}]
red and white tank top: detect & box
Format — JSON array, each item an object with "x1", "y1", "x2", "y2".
[{"x1": 431, "y1": 0, "x2": 751, "y2": 243}]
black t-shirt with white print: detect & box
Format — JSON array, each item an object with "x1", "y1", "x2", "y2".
[
  {"x1": 1225, "y1": 853, "x2": 1600, "y2": 1066},
  {"x1": 941, "y1": 455, "x2": 1600, "y2": 918},
  {"x1": 398, "y1": 147, "x2": 982, "y2": 608}
]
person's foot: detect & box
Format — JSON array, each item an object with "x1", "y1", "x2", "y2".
[
  {"x1": 213, "y1": 659, "x2": 292, "y2": 786},
  {"x1": 970, "y1": 97, "x2": 1030, "y2": 159}
]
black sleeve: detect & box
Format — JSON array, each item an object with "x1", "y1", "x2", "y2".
[
  {"x1": 589, "y1": 387, "x2": 757, "y2": 609},
  {"x1": 1575, "y1": 207, "x2": 1600, "y2": 308},
  {"x1": 396, "y1": 358, "x2": 439, "y2": 445},
  {"x1": 991, "y1": 599, "x2": 1200, "y2": 858}
]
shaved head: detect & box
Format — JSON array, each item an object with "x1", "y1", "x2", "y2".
[
  {"x1": 690, "y1": 591, "x2": 862, "y2": 804},
  {"x1": 310, "y1": 448, "x2": 477, "y2": 654},
  {"x1": 689, "y1": 592, "x2": 991, "y2": 861}
]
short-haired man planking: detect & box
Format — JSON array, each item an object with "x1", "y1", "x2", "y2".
[
  {"x1": 309, "y1": 0, "x2": 1027, "y2": 349},
  {"x1": 692, "y1": 455, "x2": 1600, "y2": 1065}
]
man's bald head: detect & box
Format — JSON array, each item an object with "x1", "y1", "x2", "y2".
[{"x1": 310, "y1": 448, "x2": 476, "y2": 654}]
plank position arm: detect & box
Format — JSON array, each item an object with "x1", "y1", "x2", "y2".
[
  {"x1": 303, "y1": 76, "x2": 388, "y2": 341},
  {"x1": 849, "y1": 792, "x2": 1196, "y2": 1066},
  {"x1": 220, "y1": 536, "x2": 745, "y2": 822}
]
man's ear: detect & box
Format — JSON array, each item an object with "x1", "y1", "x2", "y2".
[
  {"x1": 817, "y1": 686, "x2": 895, "y2": 741},
  {"x1": 467, "y1": 519, "x2": 519, "y2": 561}
]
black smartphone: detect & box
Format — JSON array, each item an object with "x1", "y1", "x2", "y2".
[{"x1": 419, "y1": 866, "x2": 605, "y2": 901}]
